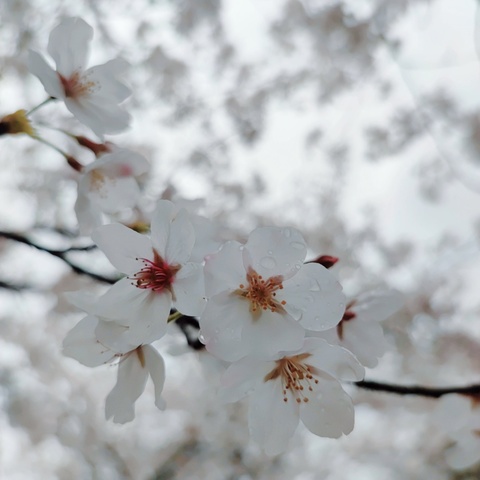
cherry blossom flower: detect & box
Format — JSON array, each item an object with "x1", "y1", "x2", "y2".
[
  {"x1": 28, "y1": 17, "x2": 131, "y2": 137},
  {"x1": 219, "y1": 338, "x2": 364, "y2": 455},
  {"x1": 75, "y1": 148, "x2": 150, "y2": 234},
  {"x1": 89, "y1": 200, "x2": 205, "y2": 345},
  {"x1": 315, "y1": 289, "x2": 403, "y2": 368},
  {"x1": 200, "y1": 227, "x2": 346, "y2": 362},
  {"x1": 433, "y1": 394, "x2": 480, "y2": 470},
  {"x1": 63, "y1": 315, "x2": 166, "y2": 423}
]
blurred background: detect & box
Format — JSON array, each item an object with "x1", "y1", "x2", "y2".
[{"x1": 2, "y1": 0, "x2": 480, "y2": 478}]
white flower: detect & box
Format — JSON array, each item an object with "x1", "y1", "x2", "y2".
[
  {"x1": 199, "y1": 226, "x2": 346, "y2": 361},
  {"x1": 219, "y1": 338, "x2": 364, "y2": 455},
  {"x1": 75, "y1": 148, "x2": 150, "y2": 234},
  {"x1": 89, "y1": 200, "x2": 205, "y2": 345},
  {"x1": 315, "y1": 289, "x2": 403, "y2": 368},
  {"x1": 63, "y1": 315, "x2": 166, "y2": 423},
  {"x1": 28, "y1": 17, "x2": 131, "y2": 137},
  {"x1": 433, "y1": 394, "x2": 480, "y2": 470}
]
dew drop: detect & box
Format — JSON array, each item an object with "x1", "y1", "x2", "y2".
[
  {"x1": 260, "y1": 256, "x2": 276, "y2": 269},
  {"x1": 290, "y1": 241, "x2": 305, "y2": 250},
  {"x1": 283, "y1": 228, "x2": 292, "y2": 238},
  {"x1": 268, "y1": 250, "x2": 273, "y2": 255},
  {"x1": 198, "y1": 334, "x2": 206, "y2": 344}
]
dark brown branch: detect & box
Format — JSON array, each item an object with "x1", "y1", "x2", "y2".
[
  {"x1": 0, "y1": 231, "x2": 115, "y2": 284},
  {"x1": 355, "y1": 380, "x2": 480, "y2": 398}
]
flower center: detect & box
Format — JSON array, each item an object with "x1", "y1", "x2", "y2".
[
  {"x1": 58, "y1": 71, "x2": 97, "y2": 98},
  {"x1": 264, "y1": 353, "x2": 319, "y2": 404},
  {"x1": 130, "y1": 249, "x2": 180, "y2": 293},
  {"x1": 235, "y1": 267, "x2": 286, "y2": 317}
]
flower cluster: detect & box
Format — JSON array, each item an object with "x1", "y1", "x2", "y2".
[{"x1": 23, "y1": 17, "x2": 404, "y2": 456}]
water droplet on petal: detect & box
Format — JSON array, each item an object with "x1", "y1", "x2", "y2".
[
  {"x1": 260, "y1": 256, "x2": 276, "y2": 269},
  {"x1": 283, "y1": 228, "x2": 292, "y2": 238},
  {"x1": 198, "y1": 334, "x2": 206, "y2": 344},
  {"x1": 290, "y1": 241, "x2": 305, "y2": 250},
  {"x1": 268, "y1": 250, "x2": 273, "y2": 255}
]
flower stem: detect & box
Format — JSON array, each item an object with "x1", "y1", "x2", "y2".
[
  {"x1": 32, "y1": 135, "x2": 70, "y2": 158},
  {"x1": 167, "y1": 311, "x2": 184, "y2": 323},
  {"x1": 26, "y1": 97, "x2": 56, "y2": 116}
]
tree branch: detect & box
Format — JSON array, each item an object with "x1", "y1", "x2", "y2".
[
  {"x1": 0, "y1": 231, "x2": 115, "y2": 284},
  {"x1": 355, "y1": 380, "x2": 480, "y2": 398}
]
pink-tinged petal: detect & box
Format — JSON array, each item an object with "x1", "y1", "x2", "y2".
[
  {"x1": 105, "y1": 352, "x2": 149, "y2": 423},
  {"x1": 96, "y1": 278, "x2": 171, "y2": 344},
  {"x1": 300, "y1": 379, "x2": 355, "y2": 438},
  {"x1": 27, "y1": 50, "x2": 64, "y2": 98},
  {"x1": 249, "y1": 379, "x2": 300, "y2": 456},
  {"x1": 304, "y1": 338, "x2": 364, "y2": 382},
  {"x1": 353, "y1": 289, "x2": 404, "y2": 323},
  {"x1": 94, "y1": 320, "x2": 136, "y2": 354},
  {"x1": 165, "y1": 208, "x2": 195, "y2": 265},
  {"x1": 92, "y1": 223, "x2": 152, "y2": 275},
  {"x1": 204, "y1": 241, "x2": 245, "y2": 297},
  {"x1": 65, "y1": 96, "x2": 131, "y2": 137},
  {"x1": 143, "y1": 345, "x2": 167, "y2": 410},
  {"x1": 242, "y1": 311, "x2": 305, "y2": 360},
  {"x1": 87, "y1": 175, "x2": 140, "y2": 214},
  {"x1": 91, "y1": 149, "x2": 149, "y2": 177},
  {"x1": 74, "y1": 189, "x2": 103, "y2": 235},
  {"x1": 199, "y1": 292, "x2": 250, "y2": 362},
  {"x1": 47, "y1": 17, "x2": 93, "y2": 77},
  {"x1": 243, "y1": 226, "x2": 307, "y2": 280},
  {"x1": 85, "y1": 58, "x2": 131, "y2": 102},
  {"x1": 341, "y1": 320, "x2": 387, "y2": 368},
  {"x1": 150, "y1": 200, "x2": 175, "y2": 258},
  {"x1": 172, "y1": 262, "x2": 205, "y2": 316},
  {"x1": 63, "y1": 315, "x2": 115, "y2": 367},
  {"x1": 219, "y1": 358, "x2": 273, "y2": 404},
  {"x1": 279, "y1": 263, "x2": 345, "y2": 331}
]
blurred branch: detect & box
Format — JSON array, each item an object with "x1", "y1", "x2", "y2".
[
  {"x1": 0, "y1": 231, "x2": 115, "y2": 284},
  {"x1": 0, "y1": 280, "x2": 37, "y2": 291},
  {"x1": 355, "y1": 380, "x2": 480, "y2": 398}
]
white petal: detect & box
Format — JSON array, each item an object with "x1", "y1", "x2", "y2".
[
  {"x1": 249, "y1": 379, "x2": 300, "y2": 456},
  {"x1": 204, "y1": 241, "x2": 246, "y2": 297},
  {"x1": 48, "y1": 17, "x2": 93, "y2": 77},
  {"x1": 279, "y1": 263, "x2": 345, "y2": 331},
  {"x1": 85, "y1": 58, "x2": 131, "y2": 102},
  {"x1": 64, "y1": 290, "x2": 100, "y2": 313},
  {"x1": 92, "y1": 223, "x2": 152, "y2": 275},
  {"x1": 243, "y1": 226, "x2": 307, "y2": 280},
  {"x1": 91, "y1": 149, "x2": 149, "y2": 177},
  {"x1": 446, "y1": 435, "x2": 480, "y2": 470},
  {"x1": 65, "y1": 96, "x2": 131, "y2": 137},
  {"x1": 94, "y1": 319, "x2": 136, "y2": 354},
  {"x1": 172, "y1": 262, "x2": 206, "y2": 316},
  {"x1": 74, "y1": 189, "x2": 103, "y2": 235},
  {"x1": 341, "y1": 320, "x2": 387, "y2": 368},
  {"x1": 353, "y1": 289, "x2": 404, "y2": 323},
  {"x1": 105, "y1": 352, "x2": 149, "y2": 423},
  {"x1": 87, "y1": 175, "x2": 140, "y2": 214},
  {"x1": 219, "y1": 358, "x2": 272, "y2": 404},
  {"x1": 199, "y1": 292, "x2": 249, "y2": 362},
  {"x1": 189, "y1": 214, "x2": 222, "y2": 263},
  {"x1": 300, "y1": 379, "x2": 355, "y2": 438},
  {"x1": 150, "y1": 200, "x2": 175, "y2": 258},
  {"x1": 304, "y1": 338, "x2": 365, "y2": 381},
  {"x1": 27, "y1": 50, "x2": 64, "y2": 98},
  {"x1": 96, "y1": 278, "x2": 171, "y2": 344},
  {"x1": 165, "y1": 208, "x2": 195, "y2": 265},
  {"x1": 63, "y1": 315, "x2": 114, "y2": 367},
  {"x1": 242, "y1": 311, "x2": 305, "y2": 359},
  {"x1": 143, "y1": 345, "x2": 167, "y2": 410}
]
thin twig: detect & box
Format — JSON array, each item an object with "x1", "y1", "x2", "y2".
[{"x1": 0, "y1": 231, "x2": 115, "y2": 284}]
